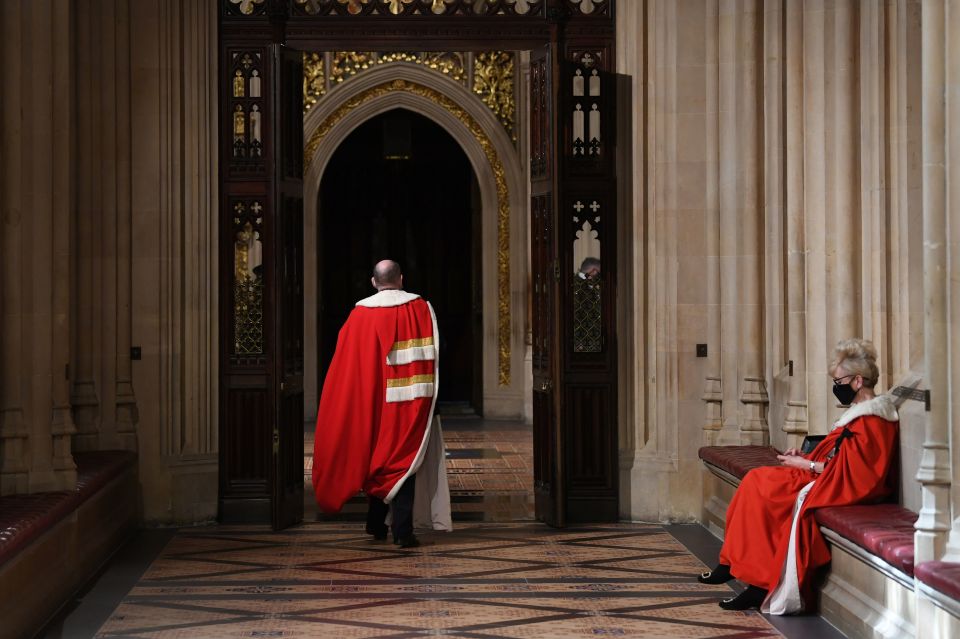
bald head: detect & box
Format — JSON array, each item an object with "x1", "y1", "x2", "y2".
[{"x1": 372, "y1": 260, "x2": 403, "y2": 290}]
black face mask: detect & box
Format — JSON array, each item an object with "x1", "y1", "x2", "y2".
[{"x1": 832, "y1": 383, "x2": 857, "y2": 406}]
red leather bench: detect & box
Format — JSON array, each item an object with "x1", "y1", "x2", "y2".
[
  {"x1": 0, "y1": 450, "x2": 137, "y2": 569},
  {"x1": 917, "y1": 561, "x2": 960, "y2": 600},
  {"x1": 698, "y1": 445, "x2": 780, "y2": 479},
  {"x1": 814, "y1": 504, "x2": 916, "y2": 577},
  {"x1": 699, "y1": 445, "x2": 917, "y2": 580},
  {"x1": 917, "y1": 561, "x2": 960, "y2": 623}
]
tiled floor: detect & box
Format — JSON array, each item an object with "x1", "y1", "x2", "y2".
[
  {"x1": 92, "y1": 523, "x2": 785, "y2": 638},
  {"x1": 43, "y1": 420, "x2": 844, "y2": 639}
]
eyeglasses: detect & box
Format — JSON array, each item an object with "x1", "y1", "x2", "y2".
[{"x1": 832, "y1": 374, "x2": 856, "y2": 386}]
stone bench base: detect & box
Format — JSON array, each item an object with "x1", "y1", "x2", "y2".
[
  {"x1": 916, "y1": 562, "x2": 960, "y2": 639},
  {"x1": 818, "y1": 526, "x2": 916, "y2": 639},
  {"x1": 0, "y1": 452, "x2": 138, "y2": 639}
]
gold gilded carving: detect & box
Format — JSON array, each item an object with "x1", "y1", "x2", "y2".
[
  {"x1": 295, "y1": 0, "x2": 323, "y2": 12},
  {"x1": 304, "y1": 52, "x2": 468, "y2": 113},
  {"x1": 337, "y1": 0, "x2": 368, "y2": 14},
  {"x1": 506, "y1": 0, "x2": 534, "y2": 13},
  {"x1": 229, "y1": 0, "x2": 264, "y2": 15},
  {"x1": 233, "y1": 202, "x2": 264, "y2": 356},
  {"x1": 303, "y1": 52, "x2": 326, "y2": 113},
  {"x1": 304, "y1": 79, "x2": 512, "y2": 385},
  {"x1": 422, "y1": 52, "x2": 466, "y2": 83},
  {"x1": 473, "y1": 51, "x2": 516, "y2": 141},
  {"x1": 331, "y1": 51, "x2": 374, "y2": 85},
  {"x1": 233, "y1": 70, "x2": 245, "y2": 97},
  {"x1": 385, "y1": 0, "x2": 413, "y2": 14}
]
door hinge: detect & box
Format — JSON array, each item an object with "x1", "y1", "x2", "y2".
[
  {"x1": 280, "y1": 381, "x2": 285, "y2": 391},
  {"x1": 553, "y1": 260, "x2": 560, "y2": 280},
  {"x1": 272, "y1": 427, "x2": 279, "y2": 454}
]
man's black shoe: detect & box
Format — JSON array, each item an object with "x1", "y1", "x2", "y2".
[
  {"x1": 719, "y1": 585, "x2": 767, "y2": 611},
  {"x1": 365, "y1": 525, "x2": 388, "y2": 541},
  {"x1": 394, "y1": 535, "x2": 420, "y2": 548}
]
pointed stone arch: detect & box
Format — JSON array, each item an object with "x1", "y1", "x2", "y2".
[{"x1": 302, "y1": 63, "x2": 528, "y2": 420}]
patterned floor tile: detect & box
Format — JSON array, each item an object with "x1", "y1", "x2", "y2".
[{"x1": 95, "y1": 523, "x2": 782, "y2": 638}]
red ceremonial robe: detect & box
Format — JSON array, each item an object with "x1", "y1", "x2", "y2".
[
  {"x1": 718, "y1": 394, "x2": 899, "y2": 614},
  {"x1": 312, "y1": 289, "x2": 440, "y2": 512}
]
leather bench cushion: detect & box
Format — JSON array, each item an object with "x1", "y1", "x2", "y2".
[
  {"x1": 916, "y1": 561, "x2": 960, "y2": 601},
  {"x1": 0, "y1": 450, "x2": 136, "y2": 569},
  {"x1": 698, "y1": 445, "x2": 781, "y2": 480},
  {"x1": 814, "y1": 504, "x2": 917, "y2": 577}
]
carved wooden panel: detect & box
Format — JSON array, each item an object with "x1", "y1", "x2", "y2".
[
  {"x1": 530, "y1": 55, "x2": 549, "y2": 180},
  {"x1": 564, "y1": 384, "x2": 617, "y2": 520},
  {"x1": 223, "y1": 387, "x2": 270, "y2": 496},
  {"x1": 226, "y1": 49, "x2": 268, "y2": 178}
]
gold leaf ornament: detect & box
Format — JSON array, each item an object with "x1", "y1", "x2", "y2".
[
  {"x1": 229, "y1": 0, "x2": 264, "y2": 15},
  {"x1": 337, "y1": 0, "x2": 369, "y2": 14},
  {"x1": 385, "y1": 0, "x2": 413, "y2": 14}
]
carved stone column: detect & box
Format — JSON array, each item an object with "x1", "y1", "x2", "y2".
[
  {"x1": 829, "y1": 0, "x2": 860, "y2": 345},
  {"x1": 915, "y1": 0, "x2": 952, "y2": 564},
  {"x1": 130, "y1": 0, "x2": 218, "y2": 522},
  {"x1": 0, "y1": 0, "x2": 77, "y2": 494},
  {"x1": 0, "y1": 0, "x2": 30, "y2": 494},
  {"x1": 801, "y1": 1, "x2": 830, "y2": 435},
  {"x1": 72, "y1": 0, "x2": 104, "y2": 451},
  {"x1": 736, "y1": 0, "x2": 769, "y2": 445},
  {"x1": 782, "y1": 0, "x2": 808, "y2": 447},
  {"x1": 716, "y1": 0, "x2": 743, "y2": 445},
  {"x1": 944, "y1": 0, "x2": 960, "y2": 564},
  {"x1": 858, "y1": 0, "x2": 889, "y2": 382},
  {"x1": 702, "y1": 0, "x2": 723, "y2": 444}
]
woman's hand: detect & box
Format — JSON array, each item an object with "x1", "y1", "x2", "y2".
[
  {"x1": 777, "y1": 454, "x2": 811, "y2": 470},
  {"x1": 781, "y1": 448, "x2": 802, "y2": 457}
]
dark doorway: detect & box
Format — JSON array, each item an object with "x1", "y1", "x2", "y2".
[{"x1": 317, "y1": 108, "x2": 482, "y2": 413}]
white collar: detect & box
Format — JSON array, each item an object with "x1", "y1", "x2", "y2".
[
  {"x1": 356, "y1": 289, "x2": 421, "y2": 308},
  {"x1": 833, "y1": 393, "x2": 899, "y2": 429}
]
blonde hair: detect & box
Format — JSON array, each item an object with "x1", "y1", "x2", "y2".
[{"x1": 830, "y1": 338, "x2": 879, "y2": 388}]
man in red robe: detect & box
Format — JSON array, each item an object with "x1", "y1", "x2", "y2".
[
  {"x1": 700, "y1": 345, "x2": 899, "y2": 613},
  {"x1": 311, "y1": 260, "x2": 451, "y2": 548}
]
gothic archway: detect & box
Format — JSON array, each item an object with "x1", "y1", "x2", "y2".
[
  {"x1": 302, "y1": 64, "x2": 528, "y2": 421},
  {"x1": 217, "y1": 2, "x2": 622, "y2": 529}
]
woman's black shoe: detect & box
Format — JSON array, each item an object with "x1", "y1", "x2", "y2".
[
  {"x1": 719, "y1": 585, "x2": 768, "y2": 610},
  {"x1": 698, "y1": 563, "x2": 732, "y2": 584}
]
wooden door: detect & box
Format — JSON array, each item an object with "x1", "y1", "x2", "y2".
[
  {"x1": 270, "y1": 44, "x2": 304, "y2": 531},
  {"x1": 557, "y1": 54, "x2": 619, "y2": 522},
  {"x1": 530, "y1": 43, "x2": 564, "y2": 527}
]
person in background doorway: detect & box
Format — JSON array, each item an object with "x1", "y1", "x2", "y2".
[{"x1": 577, "y1": 257, "x2": 601, "y2": 280}]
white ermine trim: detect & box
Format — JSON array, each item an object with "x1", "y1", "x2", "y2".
[
  {"x1": 386, "y1": 382, "x2": 435, "y2": 403},
  {"x1": 356, "y1": 289, "x2": 421, "y2": 308},
  {"x1": 386, "y1": 345, "x2": 436, "y2": 366},
  {"x1": 832, "y1": 393, "x2": 899, "y2": 430}
]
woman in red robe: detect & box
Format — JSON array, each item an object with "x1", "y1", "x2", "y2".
[{"x1": 700, "y1": 338, "x2": 900, "y2": 613}]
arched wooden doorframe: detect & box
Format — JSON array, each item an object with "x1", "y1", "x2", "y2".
[
  {"x1": 217, "y1": 0, "x2": 621, "y2": 529},
  {"x1": 301, "y1": 64, "x2": 528, "y2": 424}
]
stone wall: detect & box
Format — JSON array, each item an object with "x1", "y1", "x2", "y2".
[
  {"x1": 0, "y1": 0, "x2": 218, "y2": 524},
  {"x1": 615, "y1": 0, "x2": 938, "y2": 522}
]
